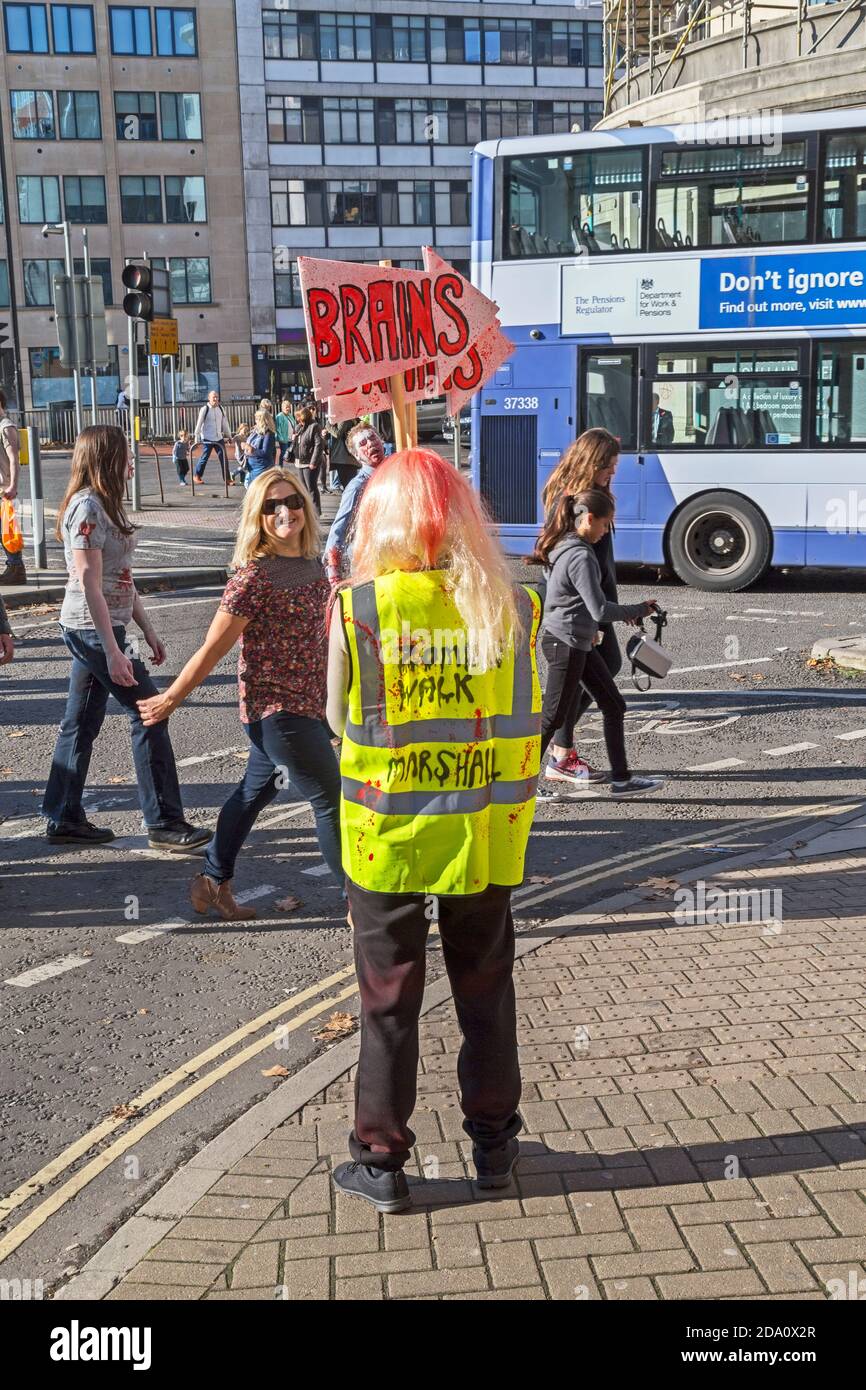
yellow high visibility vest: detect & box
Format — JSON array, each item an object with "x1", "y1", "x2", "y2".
[{"x1": 337, "y1": 569, "x2": 542, "y2": 896}]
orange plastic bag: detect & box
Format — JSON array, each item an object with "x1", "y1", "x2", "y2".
[{"x1": 1, "y1": 498, "x2": 23, "y2": 554}]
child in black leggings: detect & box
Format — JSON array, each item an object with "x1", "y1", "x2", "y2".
[{"x1": 531, "y1": 488, "x2": 665, "y2": 800}]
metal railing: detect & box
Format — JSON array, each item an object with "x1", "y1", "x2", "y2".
[{"x1": 19, "y1": 398, "x2": 262, "y2": 448}]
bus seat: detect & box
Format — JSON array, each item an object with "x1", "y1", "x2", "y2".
[
  {"x1": 582, "y1": 223, "x2": 601, "y2": 253},
  {"x1": 532, "y1": 232, "x2": 547, "y2": 254},
  {"x1": 519, "y1": 227, "x2": 534, "y2": 255},
  {"x1": 655, "y1": 218, "x2": 674, "y2": 248},
  {"x1": 508, "y1": 225, "x2": 522, "y2": 255}
]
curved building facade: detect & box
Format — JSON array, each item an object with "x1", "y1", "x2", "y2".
[{"x1": 599, "y1": 0, "x2": 866, "y2": 128}]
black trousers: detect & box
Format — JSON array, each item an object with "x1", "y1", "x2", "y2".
[
  {"x1": 540, "y1": 631, "x2": 628, "y2": 781},
  {"x1": 554, "y1": 625, "x2": 622, "y2": 746},
  {"x1": 347, "y1": 881, "x2": 522, "y2": 1172}
]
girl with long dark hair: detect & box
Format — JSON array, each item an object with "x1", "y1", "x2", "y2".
[{"x1": 42, "y1": 426, "x2": 209, "y2": 850}]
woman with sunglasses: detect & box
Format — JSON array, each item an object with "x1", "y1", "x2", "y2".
[{"x1": 137, "y1": 469, "x2": 342, "y2": 921}]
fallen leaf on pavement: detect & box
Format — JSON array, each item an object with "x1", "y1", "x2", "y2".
[
  {"x1": 261, "y1": 1065, "x2": 291, "y2": 1078},
  {"x1": 527, "y1": 874, "x2": 552, "y2": 884},
  {"x1": 108, "y1": 775, "x2": 130, "y2": 784},
  {"x1": 730, "y1": 673, "x2": 745, "y2": 682},
  {"x1": 137, "y1": 1008, "x2": 149, "y2": 1015},
  {"x1": 7, "y1": 731, "x2": 27, "y2": 738},
  {"x1": 274, "y1": 894, "x2": 302, "y2": 912},
  {"x1": 313, "y1": 1011, "x2": 357, "y2": 1044},
  {"x1": 639, "y1": 875, "x2": 680, "y2": 892},
  {"x1": 110, "y1": 1104, "x2": 137, "y2": 1120},
  {"x1": 0, "y1": 768, "x2": 12, "y2": 776}
]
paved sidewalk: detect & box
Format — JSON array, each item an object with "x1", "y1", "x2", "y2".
[{"x1": 54, "y1": 816, "x2": 866, "y2": 1303}]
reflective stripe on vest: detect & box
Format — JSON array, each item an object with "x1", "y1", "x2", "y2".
[{"x1": 338, "y1": 572, "x2": 542, "y2": 895}]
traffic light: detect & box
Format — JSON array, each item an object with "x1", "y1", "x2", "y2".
[{"x1": 121, "y1": 263, "x2": 171, "y2": 322}]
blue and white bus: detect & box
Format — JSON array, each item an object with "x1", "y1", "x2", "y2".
[{"x1": 470, "y1": 110, "x2": 866, "y2": 590}]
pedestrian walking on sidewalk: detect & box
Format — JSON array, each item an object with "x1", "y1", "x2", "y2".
[
  {"x1": 137, "y1": 468, "x2": 342, "y2": 921},
  {"x1": 193, "y1": 389, "x2": 232, "y2": 483},
  {"x1": 323, "y1": 423, "x2": 385, "y2": 585},
  {"x1": 241, "y1": 406, "x2": 277, "y2": 488},
  {"x1": 530, "y1": 487, "x2": 664, "y2": 800},
  {"x1": 275, "y1": 399, "x2": 295, "y2": 466},
  {"x1": 43, "y1": 425, "x2": 210, "y2": 851},
  {"x1": 538, "y1": 428, "x2": 631, "y2": 787},
  {"x1": 324, "y1": 416, "x2": 360, "y2": 491},
  {"x1": 327, "y1": 448, "x2": 542, "y2": 1213},
  {"x1": 293, "y1": 405, "x2": 326, "y2": 515},
  {"x1": 0, "y1": 390, "x2": 26, "y2": 588},
  {"x1": 172, "y1": 428, "x2": 192, "y2": 486}
]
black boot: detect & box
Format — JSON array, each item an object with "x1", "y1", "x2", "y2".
[
  {"x1": 46, "y1": 819, "x2": 115, "y2": 845},
  {"x1": 0, "y1": 564, "x2": 26, "y2": 587}
]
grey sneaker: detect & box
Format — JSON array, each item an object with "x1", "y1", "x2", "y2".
[
  {"x1": 333, "y1": 1161, "x2": 411, "y2": 1213},
  {"x1": 610, "y1": 776, "x2": 665, "y2": 799},
  {"x1": 473, "y1": 1137, "x2": 520, "y2": 1189}
]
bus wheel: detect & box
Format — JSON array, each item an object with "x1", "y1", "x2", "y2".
[{"x1": 667, "y1": 492, "x2": 772, "y2": 592}]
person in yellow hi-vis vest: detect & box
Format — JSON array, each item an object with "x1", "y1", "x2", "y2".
[{"x1": 326, "y1": 448, "x2": 542, "y2": 1213}]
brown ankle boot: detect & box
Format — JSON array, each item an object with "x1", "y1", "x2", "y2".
[{"x1": 190, "y1": 873, "x2": 257, "y2": 921}]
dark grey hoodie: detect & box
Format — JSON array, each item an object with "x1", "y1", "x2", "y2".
[{"x1": 542, "y1": 534, "x2": 647, "y2": 650}]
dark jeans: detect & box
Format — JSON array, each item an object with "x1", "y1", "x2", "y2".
[
  {"x1": 43, "y1": 625, "x2": 185, "y2": 829},
  {"x1": 277, "y1": 441, "x2": 292, "y2": 467},
  {"x1": 174, "y1": 456, "x2": 189, "y2": 483},
  {"x1": 540, "y1": 632, "x2": 628, "y2": 781},
  {"x1": 553, "y1": 625, "x2": 621, "y2": 747},
  {"x1": 301, "y1": 465, "x2": 321, "y2": 515},
  {"x1": 347, "y1": 881, "x2": 522, "y2": 1172},
  {"x1": 334, "y1": 462, "x2": 358, "y2": 490},
  {"x1": 205, "y1": 712, "x2": 342, "y2": 883},
  {"x1": 195, "y1": 441, "x2": 228, "y2": 482}
]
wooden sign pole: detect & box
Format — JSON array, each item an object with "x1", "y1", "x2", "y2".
[{"x1": 379, "y1": 259, "x2": 417, "y2": 450}]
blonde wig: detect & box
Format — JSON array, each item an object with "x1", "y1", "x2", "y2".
[
  {"x1": 231, "y1": 467, "x2": 320, "y2": 567},
  {"x1": 348, "y1": 448, "x2": 520, "y2": 670}
]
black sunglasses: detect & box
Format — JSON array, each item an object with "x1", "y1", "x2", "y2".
[{"x1": 263, "y1": 494, "x2": 305, "y2": 514}]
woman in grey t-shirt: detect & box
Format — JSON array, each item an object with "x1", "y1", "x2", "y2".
[{"x1": 42, "y1": 425, "x2": 209, "y2": 852}]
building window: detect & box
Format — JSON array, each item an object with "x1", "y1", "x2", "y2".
[
  {"x1": 3, "y1": 3, "x2": 48, "y2": 51},
  {"x1": 17, "y1": 174, "x2": 61, "y2": 223},
  {"x1": 377, "y1": 97, "x2": 429, "y2": 146},
  {"x1": 51, "y1": 3, "x2": 93, "y2": 52},
  {"x1": 164, "y1": 174, "x2": 206, "y2": 223},
  {"x1": 428, "y1": 97, "x2": 481, "y2": 146},
  {"x1": 267, "y1": 94, "x2": 321, "y2": 144},
  {"x1": 109, "y1": 5, "x2": 151, "y2": 54},
  {"x1": 169, "y1": 255, "x2": 210, "y2": 303},
  {"x1": 63, "y1": 174, "x2": 106, "y2": 223},
  {"x1": 0, "y1": 261, "x2": 9, "y2": 308},
  {"x1": 120, "y1": 174, "x2": 162, "y2": 222},
  {"x1": 374, "y1": 15, "x2": 427, "y2": 63},
  {"x1": 482, "y1": 18, "x2": 532, "y2": 66},
  {"x1": 484, "y1": 99, "x2": 533, "y2": 139},
  {"x1": 323, "y1": 96, "x2": 374, "y2": 145},
  {"x1": 274, "y1": 258, "x2": 301, "y2": 308},
  {"x1": 536, "y1": 19, "x2": 601, "y2": 66},
  {"x1": 115, "y1": 90, "x2": 158, "y2": 141},
  {"x1": 262, "y1": 7, "x2": 316, "y2": 59},
  {"x1": 319, "y1": 13, "x2": 372, "y2": 61},
  {"x1": 381, "y1": 179, "x2": 432, "y2": 226},
  {"x1": 24, "y1": 254, "x2": 111, "y2": 305},
  {"x1": 58, "y1": 90, "x2": 100, "y2": 139},
  {"x1": 326, "y1": 180, "x2": 378, "y2": 226},
  {"x1": 436, "y1": 179, "x2": 469, "y2": 226},
  {"x1": 159, "y1": 91, "x2": 201, "y2": 140},
  {"x1": 155, "y1": 7, "x2": 196, "y2": 56},
  {"x1": 29, "y1": 344, "x2": 120, "y2": 407},
  {"x1": 429, "y1": 17, "x2": 482, "y2": 65},
  {"x1": 535, "y1": 100, "x2": 600, "y2": 135},
  {"x1": 10, "y1": 90, "x2": 54, "y2": 139},
  {"x1": 270, "y1": 177, "x2": 323, "y2": 226}
]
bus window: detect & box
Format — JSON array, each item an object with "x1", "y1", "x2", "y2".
[
  {"x1": 647, "y1": 347, "x2": 803, "y2": 447},
  {"x1": 655, "y1": 143, "x2": 809, "y2": 250},
  {"x1": 822, "y1": 134, "x2": 866, "y2": 241},
  {"x1": 815, "y1": 341, "x2": 866, "y2": 444},
  {"x1": 582, "y1": 351, "x2": 636, "y2": 448},
  {"x1": 505, "y1": 147, "x2": 643, "y2": 258}
]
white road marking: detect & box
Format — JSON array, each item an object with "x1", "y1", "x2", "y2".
[
  {"x1": 685, "y1": 757, "x2": 747, "y2": 772},
  {"x1": 255, "y1": 803, "x2": 310, "y2": 829},
  {"x1": 116, "y1": 886, "x2": 277, "y2": 943},
  {"x1": 668, "y1": 658, "x2": 775, "y2": 674},
  {"x1": 763, "y1": 742, "x2": 819, "y2": 757},
  {"x1": 176, "y1": 746, "x2": 244, "y2": 768},
  {"x1": 836, "y1": 729, "x2": 866, "y2": 741},
  {"x1": 5, "y1": 955, "x2": 90, "y2": 988},
  {"x1": 236, "y1": 883, "x2": 278, "y2": 903},
  {"x1": 301, "y1": 864, "x2": 331, "y2": 877},
  {"x1": 140, "y1": 596, "x2": 222, "y2": 614}
]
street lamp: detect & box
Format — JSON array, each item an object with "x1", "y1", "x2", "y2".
[{"x1": 42, "y1": 222, "x2": 83, "y2": 436}]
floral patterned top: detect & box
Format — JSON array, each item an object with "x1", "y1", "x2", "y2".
[{"x1": 219, "y1": 554, "x2": 330, "y2": 724}]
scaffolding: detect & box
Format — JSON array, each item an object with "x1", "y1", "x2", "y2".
[{"x1": 603, "y1": 0, "x2": 866, "y2": 114}]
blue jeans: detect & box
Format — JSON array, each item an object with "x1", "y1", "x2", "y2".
[
  {"x1": 205, "y1": 712, "x2": 343, "y2": 884},
  {"x1": 43, "y1": 625, "x2": 185, "y2": 829},
  {"x1": 195, "y1": 441, "x2": 228, "y2": 481}
]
